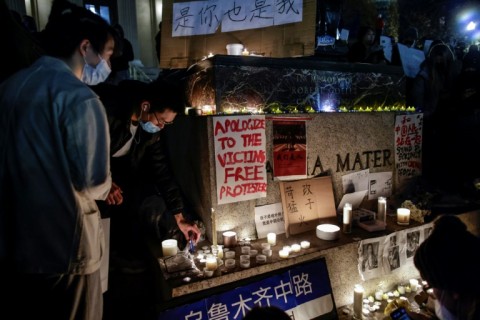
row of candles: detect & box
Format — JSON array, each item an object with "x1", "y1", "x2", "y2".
[
  {"x1": 343, "y1": 197, "x2": 411, "y2": 233},
  {"x1": 353, "y1": 279, "x2": 421, "y2": 318},
  {"x1": 161, "y1": 231, "x2": 312, "y2": 278}
]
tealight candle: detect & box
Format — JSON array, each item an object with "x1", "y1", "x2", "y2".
[
  {"x1": 256, "y1": 254, "x2": 266, "y2": 264},
  {"x1": 161, "y1": 239, "x2": 178, "y2": 257},
  {"x1": 353, "y1": 284, "x2": 364, "y2": 320},
  {"x1": 240, "y1": 254, "x2": 250, "y2": 262},
  {"x1": 283, "y1": 246, "x2": 291, "y2": 253},
  {"x1": 222, "y1": 231, "x2": 237, "y2": 248},
  {"x1": 261, "y1": 243, "x2": 271, "y2": 250},
  {"x1": 203, "y1": 268, "x2": 214, "y2": 277},
  {"x1": 241, "y1": 246, "x2": 251, "y2": 254},
  {"x1": 267, "y1": 233, "x2": 276, "y2": 246},
  {"x1": 300, "y1": 241, "x2": 310, "y2": 249},
  {"x1": 291, "y1": 244, "x2": 301, "y2": 253},
  {"x1": 225, "y1": 251, "x2": 235, "y2": 259},
  {"x1": 206, "y1": 255, "x2": 218, "y2": 271},
  {"x1": 240, "y1": 259, "x2": 250, "y2": 268},
  {"x1": 262, "y1": 249, "x2": 272, "y2": 257},
  {"x1": 397, "y1": 208, "x2": 411, "y2": 225},
  {"x1": 249, "y1": 249, "x2": 258, "y2": 257},
  {"x1": 398, "y1": 284, "x2": 405, "y2": 295},
  {"x1": 279, "y1": 249, "x2": 289, "y2": 258},
  {"x1": 225, "y1": 258, "x2": 235, "y2": 269}
]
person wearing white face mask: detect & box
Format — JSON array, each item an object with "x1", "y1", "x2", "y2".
[
  {"x1": 81, "y1": 31, "x2": 115, "y2": 85},
  {"x1": 410, "y1": 214, "x2": 480, "y2": 320},
  {"x1": 91, "y1": 79, "x2": 201, "y2": 310},
  {"x1": 82, "y1": 54, "x2": 112, "y2": 85},
  {"x1": 0, "y1": 1, "x2": 119, "y2": 319}
]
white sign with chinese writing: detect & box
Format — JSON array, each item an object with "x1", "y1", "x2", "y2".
[
  {"x1": 173, "y1": 0, "x2": 224, "y2": 36},
  {"x1": 172, "y1": 0, "x2": 303, "y2": 36},
  {"x1": 254, "y1": 202, "x2": 285, "y2": 239},
  {"x1": 213, "y1": 115, "x2": 267, "y2": 205},
  {"x1": 394, "y1": 113, "x2": 423, "y2": 183}
]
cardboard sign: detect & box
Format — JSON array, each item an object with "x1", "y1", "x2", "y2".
[{"x1": 279, "y1": 176, "x2": 336, "y2": 237}]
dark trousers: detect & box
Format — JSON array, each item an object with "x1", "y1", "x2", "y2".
[{"x1": 1, "y1": 269, "x2": 102, "y2": 320}]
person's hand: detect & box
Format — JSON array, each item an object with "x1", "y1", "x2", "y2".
[
  {"x1": 105, "y1": 182, "x2": 123, "y2": 205},
  {"x1": 174, "y1": 213, "x2": 201, "y2": 244}
]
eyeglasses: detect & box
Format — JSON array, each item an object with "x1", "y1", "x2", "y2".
[{"x1": 153, "y1": 112, "x2": 174, "y2": 128}]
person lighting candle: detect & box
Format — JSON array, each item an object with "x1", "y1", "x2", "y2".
[{"x1": 412, "y1": 214, "x2": 480, "y2": 320}]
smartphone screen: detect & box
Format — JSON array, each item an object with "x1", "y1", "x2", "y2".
[{"x1": 390, "y1": 307, "x2": 412, "y2": 320}]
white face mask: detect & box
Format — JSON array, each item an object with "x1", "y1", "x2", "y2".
[{"x1": 82, "y1": 56, "x2": 111, "y2": 85}]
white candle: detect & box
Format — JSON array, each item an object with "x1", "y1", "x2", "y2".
[
  {"x1": 283, "y1": 245, "x2": 291, "y2": 253},
  {"x1": 225, "y1": 258, "x2": 235, "y2": 269},
  {"x1": 300, "y1": 241, "x2": 310, "y2": 249},
  {"x1": 206, "y1": 255, "x2": 218, "y2": 271},
  {"x1": 211, "y1": 208, "x2": 217, "y2": 245},
  {"x1": 291, "y1": 244, "x2": 301, "y2": 253},
  {"x1": 267, "y1": 232, "x2": 276, "y2": 246},
  {"x1": 262, "y1": 249, "x2": 272, "y2": 257},
  {"x1": 161, "y1": 239, "x2": 178, "y2": 257},
  {"x1": 256, "y1": 254, "x2": 266, "y2": 264},
  {"x1": 217, "y1": 246, "x2": 224, "y2": 259},
  {"x1": 397, "y1": 208, "x2": 411, "y2": 225},
  {"x1": 240, "y1": 259, "x2": 250, "y2": 268},
  {"x1": 377, "y1": 197, "x2": 387, "y2": 224},
  {"x1": 343, "y1": 202, "x2": 353, "y2": 234},
  {"x1": 241, "y1": 246, "x2": 251, "y2": 254},
  {"x1": 375, "y1": 290, "x2": 383, "y2": 301},
  {"x1": 409, "y1": 279, "x2": 419, "y2": 291},
  {"x1": 398, "y1": 284, "x2": 405, "y2": 295},
  {"x1": 353, "y1": 284, "x2": 364, "y2": 320},
  {"x1": 261, "y1": 242, "x2": 271, "y2": 250},
  {"x1": 279, "y1": 249, "x2": 289, "y2": 258}
]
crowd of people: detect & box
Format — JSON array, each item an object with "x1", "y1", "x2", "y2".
[{"x1": 1, "y1": 1, "x2": 480, "y2": 319}]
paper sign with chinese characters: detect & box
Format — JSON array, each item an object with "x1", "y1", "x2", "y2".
[
  {"x1": 279, "y1": 176, "x2": 336, "y2": 237},
  {"x1": 394, "y1": 113, "x2": 423, "y2": 183},
  {"x1": 254, "y1": 203, "x2": 285, "y2": 239}
]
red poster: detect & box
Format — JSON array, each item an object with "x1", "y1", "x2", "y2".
[{"x1": 273, "y1": 118, "x2": 308, "y2": 180}]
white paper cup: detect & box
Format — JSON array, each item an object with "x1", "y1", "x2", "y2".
[{"x1": 226, "y1": 43, "x2": 244, "y2": 55}]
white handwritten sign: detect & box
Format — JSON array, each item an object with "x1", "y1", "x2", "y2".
[
  {"x1": 173, "y1": 0, "x2": 303, "y2": 36},
  {"x1": 214, "y1": 115, "x2": 267, "y2": 204},
  {"x1": 394, "y1": 113, "x2": 423, "y2": 183},
  {"x1": 173, "y1": 0, "x2": 224, "y2": 37}
]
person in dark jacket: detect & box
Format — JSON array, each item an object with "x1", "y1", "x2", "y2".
[{"x1": 91, "y1": 79, "x2": 201, "y2": 272}]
